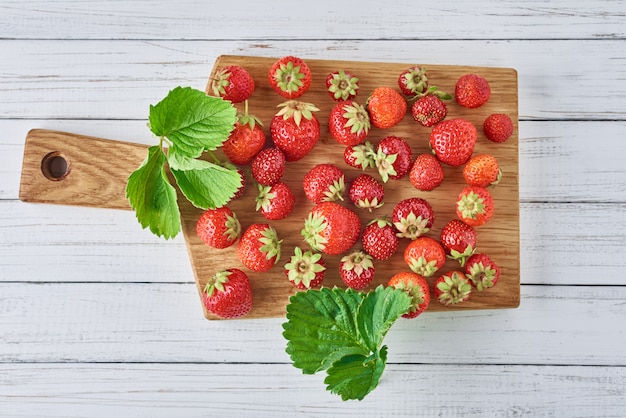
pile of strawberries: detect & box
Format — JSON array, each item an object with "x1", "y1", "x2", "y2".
[{"x1": 197, "y1": 56, "x2": 514, "y2": 319}]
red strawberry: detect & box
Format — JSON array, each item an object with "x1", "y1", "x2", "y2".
[
  {"x1": 255, "y1": 181, "x2": 295, "y2": 221},
  {"x1": 403, "y1": 236, "x2": 446, "y2": 277},
  {"x1": 483, "y1": 113, "x2": 514, "y2": 143},
  {"x1": 326, "y1": 70, "x2": 359, "y2": 101},
  {"x1": 251, "y1": 147, "x2": 286, "y2": 186},
  {"x1": 374, "y1": 135, "x2": 413, "y2": 182},
  {"x1": 302, "y1": 163, "x2": 346, "y2": 203},
  {"x1": 268, "y1": 56, "x2": 312, "y2": 99},
  {"x1": 209, "y1": 65, "x2": 255, "y2": 103},
  {"x1": 434, "y1": 271, "x2": 472, "y2": 306},
  {"x1": 411, "y1": 95, "x2": 447, "y2": 127},
  {"x1": 202, "y1": 268, "x2": 253, "y2": 319},
  {"x1": 196, "y1": 206, "x2": 241, "y2": 249},
  {"x1": 339, "y1": 250, "x2": 375, "y2": 290},
  {"x1": 392, "y1": 197, "x2": 435, "y2": 239},
  {"x1": 222, "y1": 104, "x2": 266, "y2": 165},
  {"x1": 463, "y1": 154, "x2": 502, "y2": 188},
  {"x1": 465, "y1": 253, "x2": 500, "y2": 291},
  {"x1": 301, "y1": 202, "x2": 361, "y2": 255},
  {"x1": 328, "y1": 100, "x2": 371, "y2": 146},
  {"x1": 455, "y1": 74, "x2": 491, "y2": 108},
  {"x1": 237, "y1": 223, "x2": 282, "y2": 272},
  {"x1": 361, "y1": 218, "x2": 399, "y2": 261},
  {"x1": 430, "y1": 118, "x2": 477, "y2": 166},
  {"x1": 348, "y1": 174, "x2": 384, "y2": 211},
  {"x1": 284, "y1": 246, "x2": 326, "y2": 290},
  {"x1": 270, "y1": 100, "x2": 321, "y2": 161},
  {"x1": 409, "y1": 153, "x2": 444, "y2": 191},
  {"x1": 387, "y1": 271, "x2": 430, "y2": 318},
  {"x1": 440, "y1": 219, "x2": 477, "y2": 267},
  {"x1": 397, "y1": 66, "x2": 429, "y2": 97},
  {"x1": 456, "y1": 186, "x2": 495, "y2": 227},
  {"x1": 366, "y1": 87, "x2": 407, "y2": 129},
  {"x1": 344, "y1": 141, "x2": 376, "y2": 170}
]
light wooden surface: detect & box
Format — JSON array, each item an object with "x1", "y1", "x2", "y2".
[{"x1": 1, "y1": 1, "x2": 625, "y2": 416}]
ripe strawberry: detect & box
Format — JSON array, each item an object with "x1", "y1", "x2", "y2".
[
  {"x1": 222, "y1": 104, "x2": 266, "y2": 165},
  {"x1": 483, "y1": 113, "x2": 514, "y2": 143},
  {"x1": 302, "y1": 163, "x2": 346, "y2": 203},
  {"x1": 409, "y1": 153, "x2": 444, "y2": 191},
  {"x1": 465, "y1": 253, "x2": 500, "y2": 291},
  {"x1": 326, "y1": 70, "x2": 359, "y2": 101},
  {"x1": 268, "y1": 56, "x2": 312, "y2": 99},
  {"x1": 344, "y1": 141, "x2": 376, "y2": 170},
  {"x1": 440, "y1": 219, "x2": 477, "y2": 267},
  {"x1": 430, "y1": 118, "x2": 477, "y2": 167},
  {"x1": 209, "y1": 65, "x2": 255, "y2": 103},
  {"x1": 301, "y1": 201, "x2": 361, "y2": 255},
  {"x1": 374, "y1": 135, "x2": 413, "y2": 182},
  {"x1": 366, "y1": 87, "x2": 407, "y2": 129},
  {"x1": 392, "y1": 197, "x2": 435, "y2": 239},
  {"x1": 456, "y1": 186, "x2": 495, "y2": 227},
  {"x1": 361, "y1": 218, "x2": 399, "y2": 261},
  {"x1": 403, "y1": 236, "x2": 446, "y2": 277},
  {"x1": 434, "y1": 271, "x2": 472, "y2": 306},
  {"x1": 255, "y1": 181, "x2": 295, "y2": 221},
  {"x1": 455, "y1": 73, "x2": 491, "y2": 108},
  {"x1": 270, "y1": 100, "x2": 321, "y2": 161},
  {"x1": 397, "y1": 66, "x2": 429, "y2": 97},
  {"x1": 411, "y1": 95, "x2": 447, "y2": 127},
  {"x1": 251, "y1": 147, "x2": 285, "y2": 186},
  {"x1": 237, "y1": 223, "x2": 282, "y2": 272},
  {"x1": 328, "y1": 100, "x2": 371, "y2": 146},
  {"x1": 339, "y1": 250, "x2": 375, "y2": 290},
  {"x1": 284, "y1": 246, "x2": 326, "y2": 290},
  {"x1": 196, "y1": 206, "x2": 241, "y2": 249},
  {"x1": 202, "y1": 268, "x2": 253, "y2": 319},
  {"x1": 348, "y1": 174, "x2": 384, "y2": 211},
  {"x1": 463, "y1": 154, "x2": 502, "y2": 188},
  {"x1": 387, "y1": 271, "x2": 430, "y2": 318}
]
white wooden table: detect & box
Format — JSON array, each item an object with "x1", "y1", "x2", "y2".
[{"x1": 1, "y1": 1, "x2": 625, "y2": 416}]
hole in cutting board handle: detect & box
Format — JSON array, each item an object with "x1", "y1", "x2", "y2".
[{"x1": 41, "y1": 151, "x2": 71, "y2": 181}]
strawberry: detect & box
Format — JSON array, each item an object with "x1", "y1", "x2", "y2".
[
  {"x1": 209, "y1": 65, "x2": 255, "y2": 103},
  {"x1": 409, "y1": 153, "x2": 444, "y2": 191},
  {"x1": 237, "y1": 223, "x2": 282, "y2": 272},
  {"x1": 463, "y1": 154, "x2": 502, "y2": 188},
  {"x1": 196, "y1": 206, "x2": 241, "y2": 249},
  {"x1": 366, "y1": 87, "x2": 407, "y2": 129},
  {"x1": 284, "y1": 246, "x2": 326, "y2": 290},
  {"x1": 268, "y1": 56, "x2": 312, "y2": 99},
  {"x1": 251, "y1": 147, "x2": 285, "y2": 186},
  {"x1": 374, "y1": 135, "x2": 413, "y2": 182},
  {"x1": 361, "y1": 218, "x2": 399, "y2": 261},
  {"x1": 434, "y1": 271, "x2": 472, "y2": 306},
  {"x1": 440, "y1": 219, "x2": 477, "y2": 267},
  {"x1": 392, "y1": 197, "x2": 435, "y2": 239},
  {"x1": 339, "y1": 250, "x2": 375, "y2": 290},
  {"x1": 222, "y1": 103, "x2": 266, "y2": 165},
  {"x1": 410, "y1": 95, "x2": 447, "y2": 127},
  {"x1": 348, "y1": 174, "x2": 384, "y2": 211},
  {"x1": 255, "y1": 181, "x2": 295, "y2": 221},
  {"x1": 483, "y1": 113, "x2": 514, "y2": 143},
  {"x1": 403, "y1": 236, "x2": 446, "y2": 277},
  {"x1": 455, "y1": 73, "x2": 491, "y2": 108},
  {"x1": 301, "y1": 201, "x2": 361, "y2": 255},
  {"x1": 328, "y1": 100, "x2": 371, "y2": 146},
  {"x1": 430, "y1": 118, "x2": 477, "y2": 167},
  {"x1": 456, "y1": 186, "x2": 495, "y2": 227},
  {"x1": 202, "y1": 268, "x2": 253, "y2": 319},
  {"x1": 397, "y1": 66, "x2": 429, "y2": 97},
  {"x1": 387, "y1": 271, "x2": 430, "y2": 318},
  {"x1": 302, "y1": 163, "x2": 346, "y2": 204},
  {"x1": 270, "y1": 100, "x2": 321, "y2": 161},
  {"x1": 344, "y1": 141, "x2": 376, "y2": 170},
  {"x1": 326, "y1": 70, "x2": 359, "y2": 101},
  {"x1": 465, "y1": 253, "x2": 500, "y2": 291}
]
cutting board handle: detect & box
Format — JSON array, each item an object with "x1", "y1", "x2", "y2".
[{"x1": 19, "y1": 129, "x2": 149, "y2": 210}]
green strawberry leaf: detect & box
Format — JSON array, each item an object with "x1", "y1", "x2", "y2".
[{"x1": 324, "y1": 347, "x2": 388, "y2": 401}]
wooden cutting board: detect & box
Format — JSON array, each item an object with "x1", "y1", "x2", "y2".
[{"x1": 19, "y1": 55, "x2": 520, "y2": 319}]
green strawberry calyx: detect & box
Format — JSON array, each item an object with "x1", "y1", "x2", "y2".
[
  {"x1": 276, "y1": 100, "x2": 320, "y2": 127},
  {"x1": 328, "y1": 70, "x2": 360, "y2": 101},
  {"x1": 348, "y1": 141, "x2": 376, "y2": 170},
  {"x1": 408, "y1": 256, "x2": 439, "y2": 277},
  {"x1": 211, "y1": 68, "x2": 233, "y2": 97},
  {"x1": 467, "y1": 262, "x2": 497, "y2": 291},
  {"x1": 284, "y1": 246, "x2": 326, "y2": 288},
  {"x1": 255, "y1": 184, "x2": 276, "y2": 212},
  {"x1": 374, "y1": 150, "x2": 398, "y2": 183},
  {"x1": 342, "y1": 101, "x2": 371, "y2": 136},
  {"x1": 436, "y1": 272, "x2": 472, "y2": 305},
  {"x1": 402, "y1": 66, "x2": 429, "y2": 96},
  {"x1": 393, "y1": 211, "x2": 430, "y2": 239},
  {"x1": 457, "y1": 191, "x2": 487, "y2": 220},
  {"x1": 340, "y1": 250, "x2": 374, "y2": 276},
  {"x1": 223, "y1": 211, "x2": 241, "y2": 242},
  {"x1": 237, "y1": 100, "x2": 263, "y2": 130},
  {"x1": 448, "y1": 244, "x2": 476, "y2": 267},
  {"x1": 323, "y1": 176, "x2": 346, "y2": 203},
  {"x1": 204, "y1": 270, "x2": 230, "y2": 298},
  {"x1": 273, "y1": 60, "x2": 306, "y2": 95},
  {"x1": 390, "y1": 276, "x2": 427, "y2": 315},
  {"x1": 301, "y1": 212, "x2": 329, "y2": 253},
  {"x1": 259, "y1": 226, "x2": 282, "y2": 263}
]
